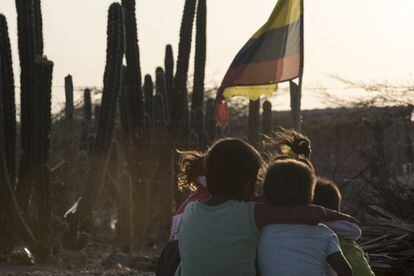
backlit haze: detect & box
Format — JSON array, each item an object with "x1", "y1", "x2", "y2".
[{"x1": 1, "y1": 0, "x2": 414, "y2": 112}]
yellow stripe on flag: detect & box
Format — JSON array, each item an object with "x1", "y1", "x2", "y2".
[
  {"x1": 253, "y1": 0, "x2": 301, "y2": 39},
  {"x1": 223, "y1": 84, "x2": 278, "y2": 100}
]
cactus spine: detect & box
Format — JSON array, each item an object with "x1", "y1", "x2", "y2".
[
  {"x1": 15, "y1": 0, "x2": 37, "y2": 212},
  {"x1": 290, "y1": 80, "x2": 302, "y2": 132},
  {"x1": 191, "y1": 0, "x2": 206, "y2": 112},
  {"x1": 65, "y1": 3, "x2": 125, "y2": 244},
  {"x1": 33, "y1": 57, "x2": 53, "y2": 260},
  {"x1": 144, "y1": 74, "x2": 154, "y2": 117},
  {"x1": 0, "y1": 13, "x2": 35, "y2": 251},
  {"x1": 262, "y1": 100, "x2": 272, "y2": 136},
  {"x1": 248, "y1": 99, "x2": 260, "y2": 148},
  {"x1": 122, "y1": 0, "x2": 143, "y2": 130}
]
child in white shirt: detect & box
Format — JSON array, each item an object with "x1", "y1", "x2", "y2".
[{"x1": 258, "y1": 159, "x2": 353, "y2": 276}]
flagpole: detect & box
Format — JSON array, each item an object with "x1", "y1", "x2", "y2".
[{"x1": 296, "y1": 0, "x2": 305, "y2": 132}]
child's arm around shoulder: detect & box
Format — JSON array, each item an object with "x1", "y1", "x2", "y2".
[{"x1": 254, "y1": 203, "x2": 360, "y2": 230}]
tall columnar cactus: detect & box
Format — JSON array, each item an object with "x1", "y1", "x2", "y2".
[
  {"x1": 191, "y1": 0, "x2": 206, "y2": 112},
  {"x1": 151, "y1": 92, "x2": 174, "y2": 223},
  {"x1": 248, "y1": 99, "x2": 260, "y2": 149},
  {"x1": 65, "y1": 3, "x2": 125, "y2": 247},
  {"x1": 64, "y1": 75, "x2": 74, "y2": 123},
  {"x1": 119, "y1": 66, "x2": 133, "y2": 143},
  {"x1": 119, "y1": 171, "x2": 133, "y2": 253},
  {"x1": 0, "y1": 15, "x2": 17, "y2": 186},
  {"x1": 290, "y1": 80, "x2": 302, "y2": 132},
  {"x1": 0, "y1": 13, "x2": 35, "y2": 252},
  {"x1": 80, "y1": 89, "x2": 92, "y2": 151},
  {"x1": 144, "y1": 74, "x2": 153, "y2": 117},
  {"x1": 172, "y1": 0, "x2": 197, "y2": 133},
  {"x1": 83, "y1": 89, "x2": 92, "y2": 123},
  {"x1": 205, "y1": 98, "x2": 215, "y2": 144},
  {"x1": 33, "y1": 57, "x2": 53, "y2": 260},
  {"x1": 121, "y1": 0, "x2": 143, "y2": 130},
  {"x1": 191, "y1": 108, "x2": 204, "y2": 148},
  {"x1": 262, "y1": 100, "x2": 272, "y2": 136},
  {"x1": 15, "y1": 0, "x2": 37, "y2": 212},
  {"x1": 164, "y1": 44, "x2": 174, "y2": 120},
  {"x1": 33, "y1": 0, "x2": 43, "y2": 56},
  {"x1": 155, "y1": 67, "x2": 169, "y2": 123}
]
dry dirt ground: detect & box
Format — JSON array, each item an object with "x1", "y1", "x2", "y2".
[{"x1": 0, "y1": 232, "x2": 165, "y2": 276}]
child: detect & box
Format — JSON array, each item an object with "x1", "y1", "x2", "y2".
[
  {"x1": 171, "y1": 150, "x2": 210, "y2": 240},
  {"x1": 171, "y1": 149, "x2": 262, "y2": 240},
  {"x1": 175, "y1": 138, "x2": 358, "y2": 276},
  {"x1": 258, "y1": 159, "x2": 353, "y2": 276},
  {"x1": 314, "y1": 178, "x2": 375, "y2": 276}
]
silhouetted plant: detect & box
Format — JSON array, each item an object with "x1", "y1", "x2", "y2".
[
  {"x1": 64, "y1": 74, "x2": 74, "y2": 123},
  {"x1": 0, "y1": 13, "x2": 35, "y2": 253},
  {"x1": 15, "y1": 0, "x2": 37, "y2": 212},
  {"x1": 156, "y1": 67, "x2": 169, "y2": 123},
  {"x1": 33, "y1": 57, "x2": 53, "y2": 260},
  {"x1": 191, "y1": 0, "x2": 206, "y2": 112},
  {"x1": 0, "y1": 14, "x2": 17, "y2": 185},
  {"x1": 172, "y1": 0, "x2": 197, "y2": 135},
  {"x1": 164, "y1": 44, "x2": 174, "y2": 120},
  {"x1": 122, "y1": 0, "x2": 143, "y2": 130},
  {"x1": 262, "y1": 100, "x2": 272, "y2": 136},
  {"x1": 144, "y1": 74, "x2": 154, "y2": 117},
  {"x1": 33, "y1": 0, "x2": 43, "y2": 56},
  {"x1": 248, "y1": 99, "x2": 260, "y2": 148},
  {"x1": 64, "y1": 3, "x2": 125, "y2": 249}
]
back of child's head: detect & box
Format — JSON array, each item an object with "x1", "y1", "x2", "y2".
[
  {"x1": 313, "y1": 178, "x2": 342, "y2": 211},
  {"x1": 264, "y1": 128, "x2": 313, "y2": 169},
  {"x1": 177, "y1": 150, "x2": 205, "y2": 191},
  {"x1": 205, "y1": 138, "x2": 262, "y2": 200},
  {"x1": 263, "y1": 159, "x2": 316, "y2": 205}
]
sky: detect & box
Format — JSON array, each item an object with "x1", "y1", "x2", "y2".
[{"x1": 1, "y1": 0, "x2": 414, "y2": 111}]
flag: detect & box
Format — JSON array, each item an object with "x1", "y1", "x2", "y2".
[{"x1": 216, "y1": 0, "x2": 304, "y2": 126}]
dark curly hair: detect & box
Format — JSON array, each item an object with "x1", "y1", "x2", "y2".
[
  {"x1": 177, "y1": 150, "x2": 205, "y2": 191},
  {"x1": 264, "y1": 128, "x2": 313, "y2": 170}
]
